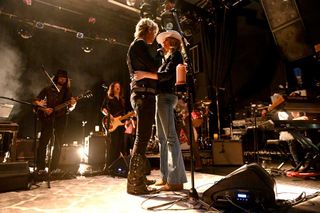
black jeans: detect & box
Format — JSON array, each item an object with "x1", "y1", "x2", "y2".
[
  {"x1": 105, "y1": 126, "x2": 124, "y2": 168},
  {"x1": 37, "y1": 116, "x2": 66, "y2": 170},
  {"x1": 130, "y1": 92, "x2": 155, "y2": 156}
]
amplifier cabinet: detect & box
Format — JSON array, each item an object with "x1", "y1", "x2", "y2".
[
  {"x1": 0, "y1": 161, "x2": 30, "y2": 192},
  {"x1": 16, "y1": 138, "x2": 35, "y2": 162},
  {"x1": 213, "y1": 140, "x2": 244, "y2": 166},
  {"x1": 58, "y1": 145, "x2": 81, "y2": 173},
  {"x1": 58, "y1": 145, "x2": 81, "y2": 166},
  {"x1": 84, "y1": 135, "x2": 106, "y2": 165}
]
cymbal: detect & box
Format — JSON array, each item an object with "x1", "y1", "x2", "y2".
[{"x1": 196, "y1": 99, "x2": 212, "y2": 106}]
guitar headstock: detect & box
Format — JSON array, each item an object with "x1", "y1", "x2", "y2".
[{"x1": 78, "y1": 90, "x2": 93, "y2": 100}]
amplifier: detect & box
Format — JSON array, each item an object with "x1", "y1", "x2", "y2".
[
  {"x1": 213, "y1": 140, "x2": 244, "y2": 165},
  {"x1": 59, "y1": 145, "x2": 81, "y2": 165},
  {"x1": 58, "y1": 145, "x2": 81, "y2": 173},
  {"x1": 16, "y1": 138, "x2": 35, "y2": 162},
  {"x1": 0, "y1": 161, "x2": 30, "y2": 192},
  {"x1": 84, "y1": 135, "x2": 106, "y2": 165}
]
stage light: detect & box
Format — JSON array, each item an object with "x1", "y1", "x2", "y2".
[
  {"x1": 160, "y1": 0, "x2": 176, "y2": 30},
  {"x1": 161, "y1": 14, "x2": 175, "y2": 30},
  {"x1": 126, "y1": 0, "x2": 136, "y2": 7},
  {"x1": 82, "y1": 46, "x2": 93, "y2": 53},
  {"x1": 139, "y1": 0, "x2": 159, "y2": 19},
  {"x1": 23, "y1": 0, "x2": 32, "y2": 6},
  {"x1": 35, "y1": 22, "x2": 44, "y2": 29},
  {"x1": 17, "y1": 28, "x2": 33, "y2": 39},
  {"x1": 78, "y1": 164, "x2": 86, "y2": 176},
  {"x1": 76, "y1": 32, "x2": 84, "y2": 39}
]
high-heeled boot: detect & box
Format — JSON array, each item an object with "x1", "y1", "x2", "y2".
[{"x1": 127, "y1": 153, "x2": 158, "y2": 195}]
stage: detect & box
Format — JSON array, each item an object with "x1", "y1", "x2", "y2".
[{"x1": 0, "y1": 166, "x2": 320, "y2": 213}]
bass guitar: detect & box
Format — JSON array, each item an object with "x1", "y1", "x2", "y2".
[{"x1": 102, "y1": 111, "x2": 135, "y2": 133}]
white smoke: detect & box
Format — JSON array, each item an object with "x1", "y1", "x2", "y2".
[{"x1": 0, "y1": 31, "x2": 24, "y2": 117}]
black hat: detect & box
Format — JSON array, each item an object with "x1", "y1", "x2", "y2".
[{"x1": 55, "y1": 69, "x2": 68, "y2": 78}]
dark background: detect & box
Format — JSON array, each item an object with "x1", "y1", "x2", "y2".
[{"x1": 0, "y1": 0, "x2": 319, "y2": 143}]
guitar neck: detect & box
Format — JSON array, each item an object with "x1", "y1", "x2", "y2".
[
  {"x1": 54, "y1": 96, "x2": 80, "y2": 112},
  {"x1": 119, "y1": 112, "x2": 134, "y2": 121},
  {"x1": 54, "y1": 101, "x2": 70, "y2": 111}
]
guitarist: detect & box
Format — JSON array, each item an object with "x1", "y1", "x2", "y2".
[
  {"x1": 33, "y1": 69, "x2": 77, "y2": 174},
  {"x1": 101, "y1": 81, "x2": 125, "y2": 173}
]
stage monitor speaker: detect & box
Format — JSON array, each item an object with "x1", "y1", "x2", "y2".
[
  {"x1": 202, "y1": 163, "x2": 276, "y2": 210},
  {"x1": 108, "y1": 154, "x2": 130, "y2": 178},
  {"x1": 260, "y1": 0, "x2": 313, "y2": 61},
  {"x1": 0, "y1": 162, "x2": 30, "y2": 192}
]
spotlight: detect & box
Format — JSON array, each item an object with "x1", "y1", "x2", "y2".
[
  {"x1": 126, "y1": 0, "x2": 136, "y2": 7},
  {"x1": 76, "y1": 32, "x2": 84, "y2": 39},
  {"x1": 140, "y1": 0, "x2": 159, "y2": 19},
  {"x1": 23, "y1": 0, "x2": 32, "y2": 6},
  {"x1": 35, "y1": 22, "x2": 44, "y2": 29},
  {"x1": 160, "y1": 9, "x2": 176, "y2": 30},
  {"x1": 82, "y1": 46, "x2": 93, "y2": 53},
  {"x1": 17, "y1": 28, "x2": 33, "y2": 39},
  {"x1": 160, "y1": 0, "x2": 176, "y2": 30}
]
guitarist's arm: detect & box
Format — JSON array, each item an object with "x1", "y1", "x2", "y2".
[
  {"x1": 33, "y1": 91, "x2": 53, "y2": 116},
  {"x1": 68, "y1": 97, "x2": 77, "y2": 112},
  {"x1": 101, "y1": 107, "x2": 114, "y2": 120}
]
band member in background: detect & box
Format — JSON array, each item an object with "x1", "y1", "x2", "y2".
[
  {"x1": 126, "y1": 18, "x2": 162, "y2": 195},
  {"x1": 134, "y1": 30, "x2": 187, "y2": 191},
  {"x1": 101, "y1": 81, "x2": 125, "y2": 173},
  {"x1": 278, "y1": 111, "x2": 308, "y2": 168},
  {"x1": 33, "y1": 69, "x2": 76, "y2": 173}
]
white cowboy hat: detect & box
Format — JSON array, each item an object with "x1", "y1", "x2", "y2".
[{"x1": 156, "y1": 30, "x2": 182, "y2": 46}]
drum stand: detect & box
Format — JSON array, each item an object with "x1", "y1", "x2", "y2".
[{"x1": 203, "y1": 103, "x2": 213, "y2": 149}]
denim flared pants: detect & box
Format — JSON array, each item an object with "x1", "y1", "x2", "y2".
[{"x1": 156, "y1": 93, "x2": 187, "y2": 184}]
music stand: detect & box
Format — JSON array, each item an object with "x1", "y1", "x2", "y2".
[{"x1": 0, "y1": 104, "x2": 14, "y2": 119}]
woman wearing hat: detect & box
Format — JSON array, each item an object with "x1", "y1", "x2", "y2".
[{"x1": 134, "y1": 30, "x2": 187, "y2": 191}]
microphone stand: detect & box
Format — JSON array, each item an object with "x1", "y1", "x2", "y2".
[
  {"x1": 172, "y1": 7, "x2": 198, "y2": 200},
  {"x1": 148, "y1": 9, "x2": 216, "y2": 211},
  {"x1": 40, "y1": 65, "x2": 60, "y2": 188}
]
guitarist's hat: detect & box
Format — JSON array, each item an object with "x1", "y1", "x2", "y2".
[{"x1": 55, "y1": 69, "x2": 68, "y2": 78}]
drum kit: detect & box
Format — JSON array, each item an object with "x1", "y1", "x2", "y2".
[
  {"x1": 193, "y1": 99, "x2": 213, "y2": 150},
  {"x1": 172, "y1": 95, "x2": 215, "y2": 150}
]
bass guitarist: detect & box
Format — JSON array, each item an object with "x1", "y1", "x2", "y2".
[
  {"x1": 101, "y1": 81, "x2": 125, "y2": 174},
  {"x1": 33, "y1": 69, "x2": 77, "y2": 174}
]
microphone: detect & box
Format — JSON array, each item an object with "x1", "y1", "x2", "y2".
[
  {"x1": 157, "y1": 44, "x2": 164, "y2": 58},
  {"x1": 102, "y1": 84, "x2": 108, "y2": 89}
]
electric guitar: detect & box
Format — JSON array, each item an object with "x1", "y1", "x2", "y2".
[
  {"x1": 102, "y1": 111, "x2": 135, "y2": 133},
  {"x1": 37, "y1": 90, "x2": 93, "y2": 120}
]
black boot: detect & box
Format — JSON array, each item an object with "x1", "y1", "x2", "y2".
[
  {"x1": 127, "y1": 153, "x2": 158, "y2": 195},
  {"x1": 144, "y1": 176, "x2": 156, "y2": 185}
]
